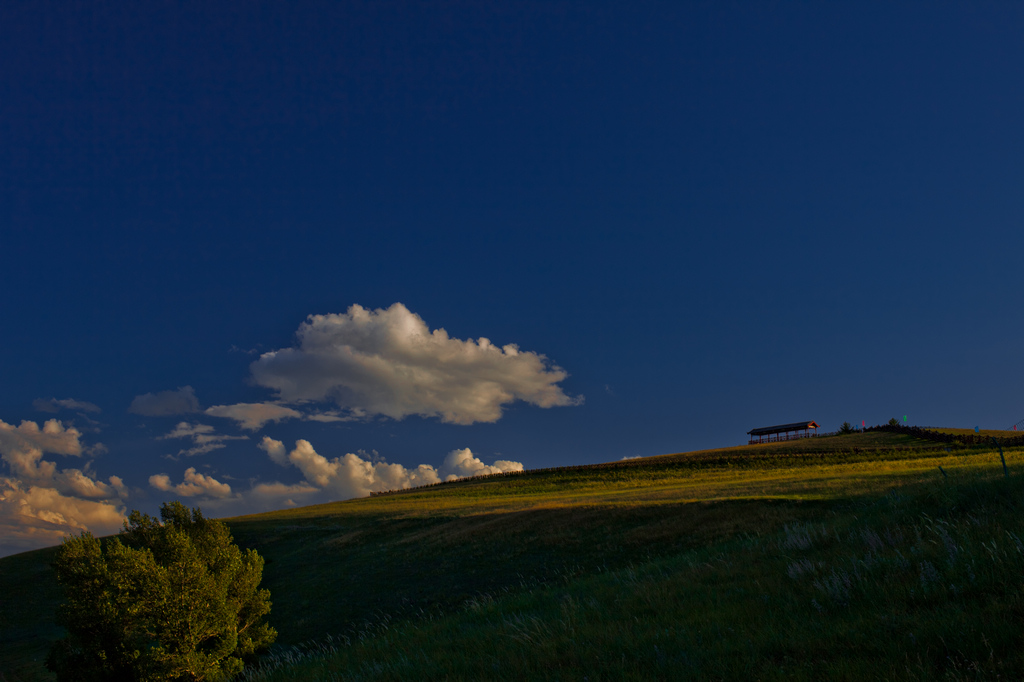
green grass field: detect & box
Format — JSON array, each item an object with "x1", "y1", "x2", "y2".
[
  {"x1": 924, "y1": 427, "x2": 1019, "y2": 438},
  {"x1": 3, "y1": 431, "x2": 1023, "y2": 680}
]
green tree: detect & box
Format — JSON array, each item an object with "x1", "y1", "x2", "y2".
[
  {"x1": 888, "y1": 417, "x2": 900, "y2": 427},
  {"x1": 838, "y1": 421, "x2": 855, "y2": 434},
  {"x1": 47, "y1": 501, "x2": 276, "y2": 682}
]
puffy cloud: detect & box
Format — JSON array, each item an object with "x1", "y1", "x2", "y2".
[
  {"x1": 257, "y1": 436, "x2": 289, "y2": 466},
  {"x1": 129, "y1": 386, "x2": 201, "y2": 416},
  {"x1": 54, "y1": 468, "x2": 119, "y2": 499},
  {"x1": 0, "y1": 419, "x2": 83, "y2": 481},
  {"x1": 259, "y1": 439, "x2": 523, "y2": 501},
  {"x1": 148, "y1": 467, "x2": 233, "y2": 499},
  {"x1": 108, "y1": 475, "x2": 129, "y2": 497},
  {"x1": 33, "y1": 397, "x2": 101, "y2": 413},
  {"x1": 0, "y1": 420, "x2": 124, "y2": 499},
  {"x1": 0, "y1": 479, "x2": 126, "y2": 557},
  {"x1": 438, "y1": 447, "x2": 524, "y2": 481},
  {"x1": 158, "y1": 422, "x2": 247, "y2": 457},
  {"x1": 0, "y1": 419, "x2": 126, "y2": 557},
  {"x1": 205, "y1": 402, "x2": 303, "y2": 431},
  {"x1": 281, "y1": 439, "x2": 442, "y2": 497},
  {"x1": 249, "y1": 303, "x2": 581, "y2": 425},
  {"x1": 194, "y1": 440, "x2": 526, "y2": 519}
]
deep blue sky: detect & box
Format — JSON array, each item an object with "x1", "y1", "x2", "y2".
[{"x1": 2, "y1": 2, "x2": 1023, "y2": 554}]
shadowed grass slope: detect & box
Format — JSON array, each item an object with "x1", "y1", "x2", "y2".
[
  {"x1": 242, "y1": 469, "x2": 1024, "y2": 681},
  {"x1": 1, "y1": 432, "x2": 1020, "y2": 680}
]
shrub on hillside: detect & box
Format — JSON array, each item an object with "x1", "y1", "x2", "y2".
[
  {"x1": 47, "y1": 501, "x2": 276, "y2": 682},
  {"x1": 838, "y1": 421, "x2": 855, "y2": 434}
]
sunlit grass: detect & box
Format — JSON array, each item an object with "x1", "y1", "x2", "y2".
[
  {"x1": 232, "y1": 435, "x2": 1017, "y2": 519},
  {"x1": 925, "y1": 426, "x2": 1019, "y2": 438},
  {"x1": 217, "y1": 433, "x2": 1023, "y2": 656},
  {"x1": 3, "y1": 431, "x2": 1023, "y2": 680},
  {"x1": 243, "y1": 467, "x2": 1024, "y2": 681}
]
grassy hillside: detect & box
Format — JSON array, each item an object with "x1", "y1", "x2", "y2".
[
  {"x1": 0, "y1": 546, "x2": 62, "y2": 682},
  {"x1": 2, "y1": 431, "x2": 1022, "y2": 681},
  {"x1": 222, "y1": 432, "x2": 972, "y2": 645},
  {"x1": 926, "y1": 426, "x2": 1020, "y2": 438}
]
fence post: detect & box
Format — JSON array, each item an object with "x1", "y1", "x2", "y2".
[{"x1": 992, "y1": 437, "x2": 1009, "y2": 479}]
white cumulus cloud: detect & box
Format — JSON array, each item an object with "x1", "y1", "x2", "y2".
[
  {"x1": 438, "y1": 447, "x2": 524, "y2": 481},
  {"x1": 258, "y1": 439, "x2": 523, "y2": 501},
  {"x1": 148, "y1": 467, "x2": 233, "y2": 499},
  {"x1": 0, "y1": 419, "x2": 126, "y2": 557},
  {"x1": 0, "y1": 480, "x2": 127, "y2": 556},
  {"x1": 282, "y1": 440, "x2": 443, "y2": 496},
  {"x1": 249, "y1": 303, "x2": 581, "y2": 425},
  {"x1": 193, "y1": 440, "x2": 526, "y2": 519},
  {"x1": 204, "y1": 402, "x2": 303, "y2": 431},
  {"x1": 0, "y1": 419, "x2": 83, "y2": 481},
  {"x1": 257, "y1": 436, "x2": 289, "y2": 466},
  {"x1": 129, "y1": 386, "x2": 201, "y2": 416}
]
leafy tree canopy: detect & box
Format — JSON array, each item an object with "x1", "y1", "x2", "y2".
[{"x1": 47, "y1": 501, "x2": 276, "y2": 682}]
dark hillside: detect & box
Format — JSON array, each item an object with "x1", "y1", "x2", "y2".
[
  {"x1": 0, "y1": 547, "x2": 61, "y2": 682},
  {"x1": 1, "y1": 430, "x2": 1018, "y2": 681}
]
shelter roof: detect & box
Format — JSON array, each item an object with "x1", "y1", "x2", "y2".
[{"x1": 747, "y1": 421, "x2": 819, "y2": 436}]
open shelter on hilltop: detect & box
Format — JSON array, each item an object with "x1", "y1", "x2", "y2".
[{"x1": 747, "y1": 421, "x2": 819, "y2": 445}]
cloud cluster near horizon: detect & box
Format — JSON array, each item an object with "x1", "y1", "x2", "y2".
[
  {"x1": 254, "y1": 437, "x2": 523, "y2": 502},
  {"x1": 149, "y1": 467, "x2": 233, "y2": 499},
  {"x1": 121, "y1": 303, "x2": 560, "y2": 519},
  {"x1": 0, "y1": 419, "x2": 126, "y2": 556},
  {"x1": 0, "y1": 304, "x2": 576, "y2": 556},
  {"x1": 249, "y1": 303, "x2": 581, "y2": 425},
  {"x1": 143, "y1": 438, "x2": 524, "y2": 515}
]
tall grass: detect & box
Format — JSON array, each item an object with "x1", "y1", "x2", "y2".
[
  {"x1": 2, "y1": 432, "x2": 1021, "y2": 681},
  {"x1": 243, "y1": 469, "x2": 1024, "y2": 680}
]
